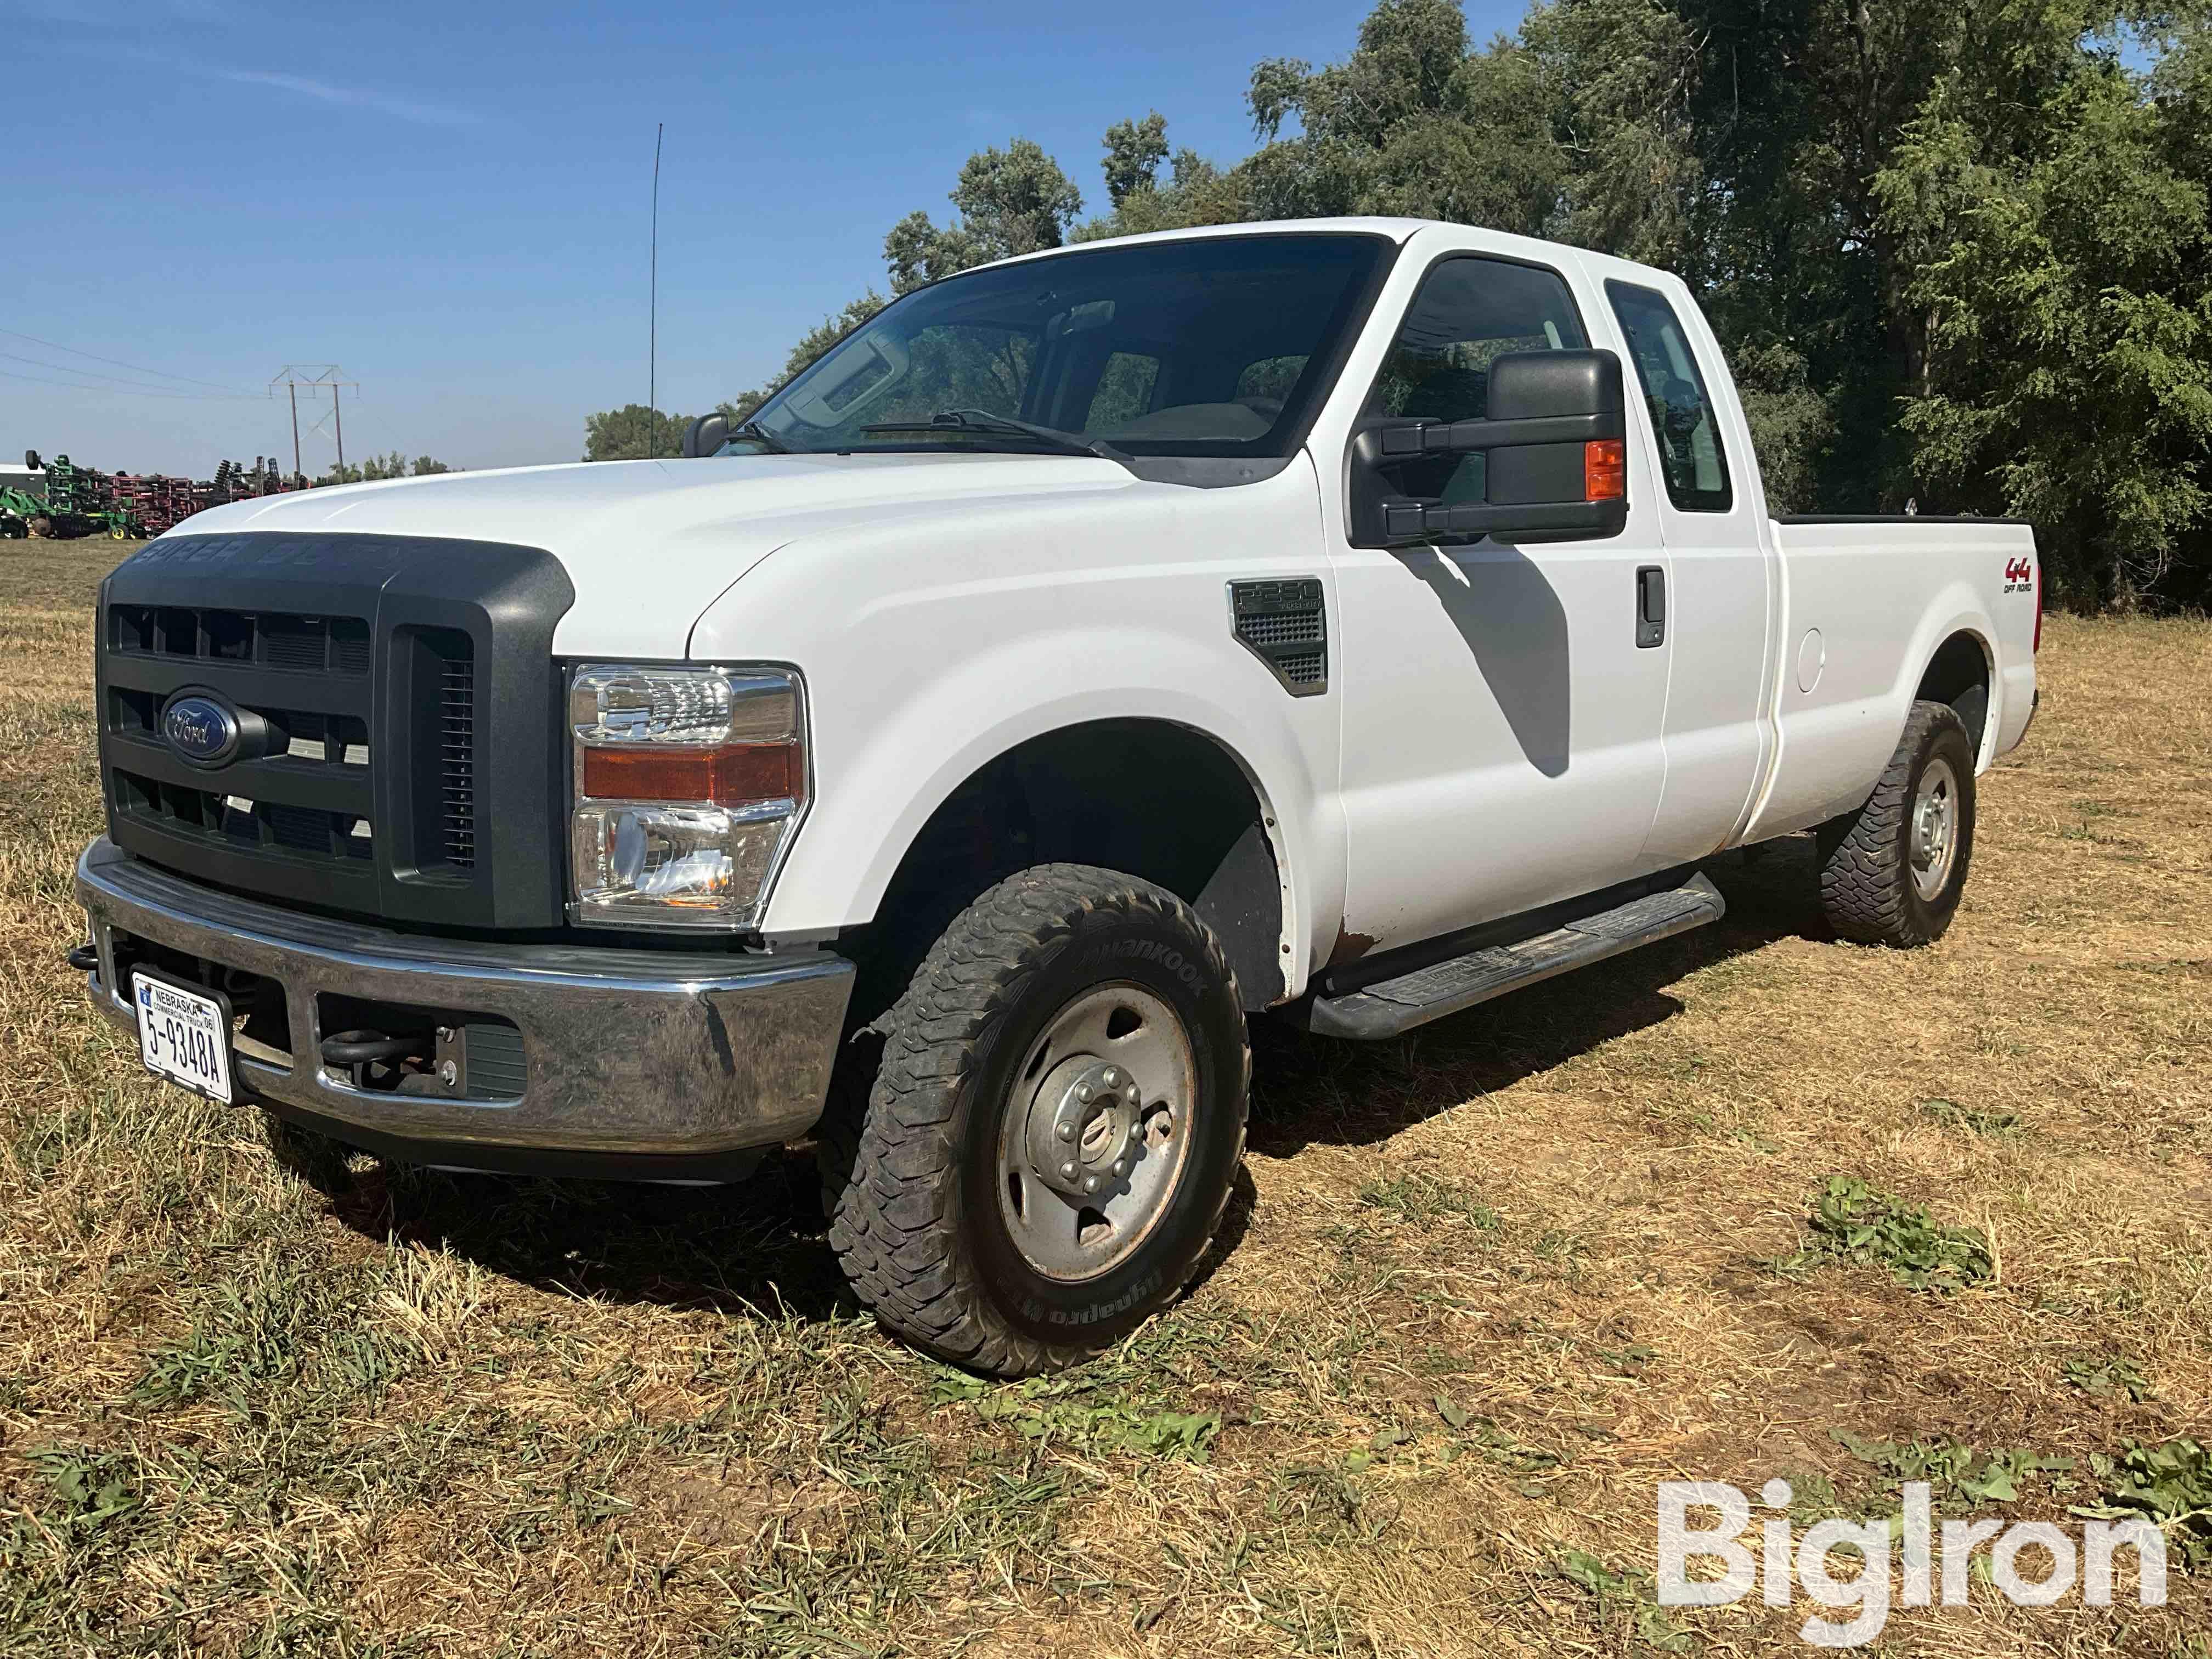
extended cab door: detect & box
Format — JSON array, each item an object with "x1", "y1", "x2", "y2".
[
  {"x1": 1326, "y1": 247, "x2": 1673, "y2": 953},
  {"x1": 1600, "y1": 274, "x2": 1776, "y2": 861}
]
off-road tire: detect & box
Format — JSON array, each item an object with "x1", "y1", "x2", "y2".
[
  {"x1": 827, "y1": 863, "x2": 1249, "y2": 1374},
  {"x1": 1817, "y1": 699, "x2": 1977, "y2": 947}
]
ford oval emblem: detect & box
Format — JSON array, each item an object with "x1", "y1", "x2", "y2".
[{"x1": 161, "y1": 693, "x2": 242, "y2": 767}]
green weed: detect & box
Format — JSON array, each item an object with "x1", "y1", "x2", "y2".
[
  {"x1": 1920, "y1": 1097, "x2": 2023, "y2": 1137},
  {"x1": 2064, "y1": 1351, "x2": 2157, "y2": 1403},
  {"x1": 1555, "y1": 1549, "x2": 1694, "y2": 1652},
  {"x1": 1772, "y1": 1175, "x2": 1994, "y2": 1290},
  {"x1": 2080, "y1": 1438, "x2": 2212, "y2": 1567}
]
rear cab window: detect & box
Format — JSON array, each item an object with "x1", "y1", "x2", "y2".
[{"x1": 1604, "y1": 281, "x2": 1731, "y2": 512}]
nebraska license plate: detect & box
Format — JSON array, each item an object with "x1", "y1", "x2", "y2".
[{"x1": 131, "y1": 971, "x2": 235, "y2": 1105}]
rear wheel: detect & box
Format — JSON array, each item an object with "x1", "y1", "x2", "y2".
[
  {"x1": 827, "y1": 864, "x2": 1249, "y2": 1374},
  {"x1": 1818, "y1": 699, "x2": 1977, "y2": 947}
]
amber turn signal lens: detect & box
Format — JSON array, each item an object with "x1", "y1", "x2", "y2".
[
  {"x1": 580, "y1": 742, "x2": 801, "y2": 807},
  {"x1": 1584, "y1": 438, "x2": 1626, "y2": 502}
]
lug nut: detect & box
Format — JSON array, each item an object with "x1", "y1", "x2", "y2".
[
  {"x1": 1102, "y1": 1068, "x2": 1119, "y2": 1087},
  {"x1": 1111, "y1": 1158, "x2": 1126, "y2": 1177},
  {"x1": 1075, "y1": 1084, "x2": 1093, "y2": 1103},
  {"x1": 1057, "y1": 1119, "x2": 1076, "y2": 1141},
  {"x1": 1124, "y1": 1083, "x2": 1139, "y2": 1103},
  {"x1": 1059, "y1": 1161, "x2": 1077, "y2": 1180},
  {"x1": 1083, "y1": 1176, "x2": 1101, "y2": 1194}
]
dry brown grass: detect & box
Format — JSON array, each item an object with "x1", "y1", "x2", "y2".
[{"x1": 0, "y1": 539, "x2": 2205, "y2": 1656}]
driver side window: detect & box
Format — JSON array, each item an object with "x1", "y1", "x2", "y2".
[{"x1": 1367, "y1": 256, "x2": 1588, "y2": 505}]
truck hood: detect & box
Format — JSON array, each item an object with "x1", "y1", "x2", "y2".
[{"x1": 179, "y1": 453, "x2": 1135, "y2": 656}]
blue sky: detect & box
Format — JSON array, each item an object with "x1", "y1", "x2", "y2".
[{"x1": 2, "y1": 1, "x2": 1525, "y2": 476}]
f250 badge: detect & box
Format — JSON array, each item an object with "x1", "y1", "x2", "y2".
[{"x1": 2003, "y1": 556, "x2": 2034, "y2": 594}]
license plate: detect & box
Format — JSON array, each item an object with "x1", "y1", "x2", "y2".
[{"x1": 132, "y1": 971, "x2": 235, "y2": 1105}]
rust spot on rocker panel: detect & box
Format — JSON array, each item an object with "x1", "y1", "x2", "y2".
[{"x1": 1329, "y1": 924, "x2": 1378, "y2": 966}]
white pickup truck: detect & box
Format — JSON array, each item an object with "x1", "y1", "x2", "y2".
[{"x1": 75, "y1": 218, "x2": 2039, "y2": 1373}]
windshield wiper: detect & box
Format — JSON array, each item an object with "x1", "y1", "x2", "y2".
[
  {"x1": 725, "y1": 419, "x2": 793, "y2": 454},
  {"x1": 858, "y1": 409, "x2": 1133, "y2": 471}
]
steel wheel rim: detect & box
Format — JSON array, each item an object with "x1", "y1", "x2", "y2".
[
  {"x1": 1910, "y1": 755, "x2": 1960, "y2": 902},
  {"x1": 995, "y1": 982, "x2": 1197, "y2": 1283}
]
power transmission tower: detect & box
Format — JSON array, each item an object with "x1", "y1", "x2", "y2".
[{"x1": 269, "y1": 365, "x2": 358, "y2": 481}]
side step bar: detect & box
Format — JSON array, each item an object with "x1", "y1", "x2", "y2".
[{"x1": 1307, "y1": 873, "x2": 1726, "y2": 1040}]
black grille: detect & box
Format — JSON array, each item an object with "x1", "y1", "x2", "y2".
[
  {"x1": 98, "y1": 531, "x2": 575, "y2": 930},
  {"x1": 112, "y1": 770, "x2": 374, "y2": 862},
  {"x1": 108, "y1": 686, "x2": 369, "y2": 768},
  {"x1": 439, "y1": 647, "x2": 477, "y2": 868},
  {"x1": 1229, "y1": 578, "x2": 1328, "y2": 695},
  {"x1": 109, "y1": 605, "x2": 371, "y2": 676},
  {"x1": 461, "y1": 1021, "x2": 528, "y2": 1098},
  {"x1": 1235, "y1": 610, "x2": 1324, "y2": 647}
]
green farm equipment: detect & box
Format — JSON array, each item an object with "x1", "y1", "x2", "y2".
[
  {"x1": 9, "y1": 449, "x2": 306, "y2": 541},
  {"x1": 0, "y1": 486, "x2": 43, "y2": 538}
]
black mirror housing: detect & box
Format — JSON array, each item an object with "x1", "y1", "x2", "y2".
[
  {"x1": 1351, "y1": 347, "x2": 1629, "y2": 547},
  {"x1": 680, "y1": 413, "x2": 730, "y2": 459}
]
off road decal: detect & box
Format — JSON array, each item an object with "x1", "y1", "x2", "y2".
[{"x1": 2003, "y1": 555, "x2": 2034, "y2": 594}]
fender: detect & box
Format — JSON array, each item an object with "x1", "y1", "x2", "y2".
[
  {"x1": 1895, "y1": 588, "x2": 2001, "y2": 755},
  {"x1": 686, "y1": 462, "x2": 1351, "y2": 995}
]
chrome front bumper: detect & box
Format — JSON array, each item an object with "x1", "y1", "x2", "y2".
[{"x1": 75, "y1": 838, "x2": 854, "y2": 1175}]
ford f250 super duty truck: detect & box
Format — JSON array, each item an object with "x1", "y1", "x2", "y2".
[{"x1": 74, "y1": 218, "x2": 2039, "y2": 1374}]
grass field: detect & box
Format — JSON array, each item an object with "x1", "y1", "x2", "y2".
[{"x1": 1, "y1": 538, "x2": 2205, "y2": 1657}]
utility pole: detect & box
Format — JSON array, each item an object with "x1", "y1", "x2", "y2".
[
  {"x1": 269, "y1": 365, "x2": 358, "y2": 482},
  {"x1": 649, "y1": 121, "x2": 663, "y2": 459}
]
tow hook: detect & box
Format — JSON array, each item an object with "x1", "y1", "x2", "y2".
[{"x1": 65, "y1": 942, "x2": 98, "y2": 974}]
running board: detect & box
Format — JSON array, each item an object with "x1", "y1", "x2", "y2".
[{"x1": 1307, "y1": 873, "x2": 1725, "y2": 1040}]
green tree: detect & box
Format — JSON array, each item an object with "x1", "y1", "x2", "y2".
[
  {"x1": 884, "y1": 139, "x2": 1083, "y2": 292},
  {"x1": 583, "y1": 404, "x2": 691, "y2": 461},
  {"x1": 1235, "y1": 0, "x2": 1568, "y2": 232},
  {"x1": 1875, "y1": 53, "x2": 2212, "y2": 604},
  {"x1": 716, "y1": 0, "x2": 2212, "y2": 603},
  {"x1": 410, "y1": 455, "x2": 452, "y2": 476},
  {"x1": 1101, "y1": 112, "x2": 1170, "y2": 207}
]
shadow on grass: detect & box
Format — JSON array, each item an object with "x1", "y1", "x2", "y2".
[
  {"x1": 335, "y1": 1145, "x2": 859, "y2": 1322},
  {"x1": 1247, "y1": 838, "x2": 1830, "y2": 1156},
  {"x1": 328, "y1": 1126, "x2": 1260, "y2": 1333},
  {"x1": 314, "y1": 840, "x2": 1819, "y2": 1324}
]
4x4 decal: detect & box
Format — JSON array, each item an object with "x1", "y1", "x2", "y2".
[{"x1": 2004, "y1": 555, "x2": 2034, "y2": 593}]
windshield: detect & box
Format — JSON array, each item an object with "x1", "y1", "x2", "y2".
[{"x1": 737, "y1": 233, "x2": 1391, "y2": 459}]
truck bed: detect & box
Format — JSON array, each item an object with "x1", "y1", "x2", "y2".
[{"x1": 1741, "y1": 515, "x2": 2039, "y2": 843}]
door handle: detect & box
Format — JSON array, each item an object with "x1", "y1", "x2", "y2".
[{"x1": 1636, "y1": 565, "x2": 1666, "y2": 648}]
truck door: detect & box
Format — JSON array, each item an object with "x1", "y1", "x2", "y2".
[
  {"x1": 1329, "y1": 252, "x2": 1673, "y2": 953},
  {"x1": 1601, "y1": 279, "x2": 1774, "y2": 861}
]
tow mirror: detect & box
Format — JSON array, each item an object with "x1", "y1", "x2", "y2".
[
  {"x1": 1350, "y1": 347, "x2": 1629, "y2": 546},
  {"x1": 681, "y1": 413, "x2": 730, "y2": 458}
]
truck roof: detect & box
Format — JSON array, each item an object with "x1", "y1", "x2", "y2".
[{"x1": 974, "y1": 216, "x2": 1683, "y2": 296}]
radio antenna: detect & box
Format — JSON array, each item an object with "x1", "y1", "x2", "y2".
[{"x1": 648, "y1": 121, "x2": 663, "y2": 457}]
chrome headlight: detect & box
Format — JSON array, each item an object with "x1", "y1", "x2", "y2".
[{"x1": 568, "y1": 663, "x2": 806, "y2": 930}]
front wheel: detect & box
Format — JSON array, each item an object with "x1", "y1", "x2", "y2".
[
  {"x1": 1817, "y1": 699, "x2": 1977, "y2": 947},
  {"x1": 827, "y1": 864, "x2": 1249, "y2": 1374}
]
